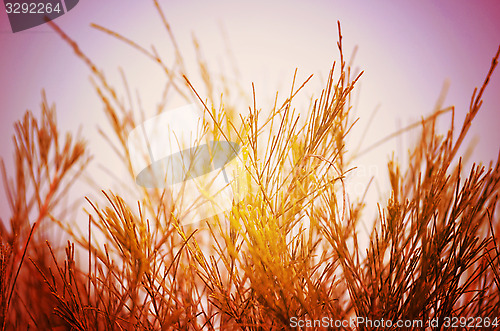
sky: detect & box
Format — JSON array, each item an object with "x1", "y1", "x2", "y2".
[{"x1": 1, "y1": 0, "x2": 499, "y2": 225}]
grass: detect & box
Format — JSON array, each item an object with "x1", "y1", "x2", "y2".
[{"x1": 1, "y1": 3, "x2": 499, "y2": 329}]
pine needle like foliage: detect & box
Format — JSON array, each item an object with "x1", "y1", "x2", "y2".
[
  {"x1": 1, "y1": 3, "x2": 499, "y2": 329},
  {"x1": 0, "y1": 94, "x2": 89, "y2": 329}
]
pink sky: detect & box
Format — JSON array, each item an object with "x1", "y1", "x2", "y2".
[{"x1": 1, "y1": 0, "x2": 499, "y2": 223}]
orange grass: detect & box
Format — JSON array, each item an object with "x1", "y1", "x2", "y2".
[{"x1": 1, "y1": 3, "x2": 500, "y2": 329}]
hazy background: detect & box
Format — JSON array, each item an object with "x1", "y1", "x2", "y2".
[{"x1": 1, "y1": 0, "x2": 499, "y2": 226}]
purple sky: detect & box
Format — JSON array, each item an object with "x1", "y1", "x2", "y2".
[{"x1": 1, "y1": 0, "x2": 499, "y2": 223}]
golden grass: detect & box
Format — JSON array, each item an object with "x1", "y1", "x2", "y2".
[{"x1": 1, "y1": 3, "x2": 499, "y2": 329}]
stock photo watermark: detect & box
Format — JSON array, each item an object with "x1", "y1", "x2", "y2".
[
  {"x1": 3, "y1": 0, "x2": 79, "y2": 32},
  {"x1": 128, "y1": 104, "x2": 247, "y2": 225},
  {"x1": 289, "y1": 316, "x2": 499, "y2": 329},
  {"x1": 290, "y1": 316, "x2": 423, "y2": 329}
]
